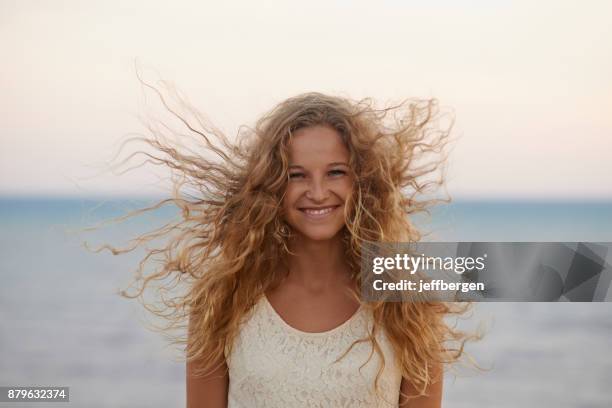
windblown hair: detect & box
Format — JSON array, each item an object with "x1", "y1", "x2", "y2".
[{"x1": 100, "y1": 80, "x2": 478, "y2": 403}]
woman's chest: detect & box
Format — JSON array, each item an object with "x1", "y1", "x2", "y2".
[{"x1": 225, "y1": 299, "x2": 402, "y2": 407}]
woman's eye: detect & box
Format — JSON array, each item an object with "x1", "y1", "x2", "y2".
[{"x1": 289, "y1": 170, "x2": 347, "y2": 179}]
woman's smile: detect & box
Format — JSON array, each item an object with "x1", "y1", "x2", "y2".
[{"x1": 298, "y1": 205, "x2": 341, "y2": 220}]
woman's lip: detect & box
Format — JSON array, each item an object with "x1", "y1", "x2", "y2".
[
  {"x1": 299, "y1": 205, "x2": 340, "y2": 210},
  {"x1": 298, "y1": 205, "x2": 340, "y2": 219}
]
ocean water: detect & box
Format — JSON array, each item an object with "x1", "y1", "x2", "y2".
[{"x1": 0, "y1": 198, "x2": 611, "y2": 407}]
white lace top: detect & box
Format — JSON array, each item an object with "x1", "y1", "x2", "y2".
[{"x1": 225, "y1": 295, "x2": 402, "y2": 407}]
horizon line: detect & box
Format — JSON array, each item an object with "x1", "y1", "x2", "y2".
[{"x1": 1, "y1": 193, "x2": 611, "y2": 204}]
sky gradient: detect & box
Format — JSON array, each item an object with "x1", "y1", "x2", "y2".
[{"x1": 1, "y1": 0, "x2": 610, "y2": 199}]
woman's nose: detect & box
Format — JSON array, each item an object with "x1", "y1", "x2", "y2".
[{"x1": 306, "y1": 178, "x2": 330, "y2": 201}]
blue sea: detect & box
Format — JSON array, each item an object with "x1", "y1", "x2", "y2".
[{"x1": 1, "y1": 198, "x2": 611, "y2": 407}]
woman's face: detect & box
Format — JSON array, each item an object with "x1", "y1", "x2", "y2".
[{"x1": 282, "y1": 124, "x2": 353, "y2": 242}]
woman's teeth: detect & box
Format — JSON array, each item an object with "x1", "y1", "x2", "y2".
[
  {"x1": 305, "y1": 207, "x2": 333, "y2": 215},
  {"x1": 300, "y1": 206, "x2": 338, "y2": 218}
]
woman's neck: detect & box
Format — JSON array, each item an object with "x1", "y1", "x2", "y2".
[{"x1": 285, "y1": 233, "x2": 351, "y2": 292}]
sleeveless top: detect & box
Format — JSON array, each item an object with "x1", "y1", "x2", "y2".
[{"x1": 225, "y1": 295, "x2": 402, "y2": 407}]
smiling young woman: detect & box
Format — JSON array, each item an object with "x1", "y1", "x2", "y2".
[{"x1": 112, "y1": 86, "x2": 476, "y2": 407}]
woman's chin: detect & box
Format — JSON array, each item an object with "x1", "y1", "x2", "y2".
[{"x1": 292, "y1": 227, "x2": 345, "y2": 243}]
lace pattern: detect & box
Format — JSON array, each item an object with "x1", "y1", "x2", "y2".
[{"x1": 225, "y1": 296, "x2": 402, "y2": 407}]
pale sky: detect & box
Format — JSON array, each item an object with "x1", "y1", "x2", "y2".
[{"x1": 1, "y1": 0, "x2": 611, "y2": 199}]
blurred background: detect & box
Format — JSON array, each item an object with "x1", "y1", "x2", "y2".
[{"x1": 1, "y1": 0, "x2": 611, "y2": 407}]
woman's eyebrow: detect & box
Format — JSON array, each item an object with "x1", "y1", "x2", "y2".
[{"x1": 288, "y1": 162, "x2": 349, "y2": 169}]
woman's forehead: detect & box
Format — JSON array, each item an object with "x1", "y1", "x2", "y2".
[{"x1": 288, "y1": 125, "x2": 349, "y2": 163}]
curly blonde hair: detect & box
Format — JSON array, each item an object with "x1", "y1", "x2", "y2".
[{"x1": 98, "y1": 79, "x2": 478, "y2": 402}]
